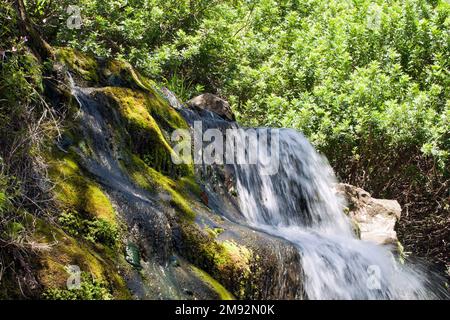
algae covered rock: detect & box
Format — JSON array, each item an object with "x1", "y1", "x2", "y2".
[{"x1": 23, "y1": 47, "x2": 305, "y2": 300}]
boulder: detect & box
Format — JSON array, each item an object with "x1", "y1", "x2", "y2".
[
  {"x1": 187, "y1": 93, "x2": 235, "y2": 121},
  {"x1": 335, "y1": 183, "x2": 402, "y2": 245},
  {"x1": 160, "y1": 87, "x2": 183, "y2": 110}
]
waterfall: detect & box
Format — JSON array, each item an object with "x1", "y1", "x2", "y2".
[
  {"x1": 66, "y1": 75, "x2": 447, "y2": 299},
  {"x1": 178, "y1": 103, "x2": 448, "y2": 300},
  {"x1": 229, "y1": 127, "x2": 445, "y2": 299}
]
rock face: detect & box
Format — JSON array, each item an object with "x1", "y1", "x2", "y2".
[
  {"x1": 32, "y1": 48, "x2": 304, "y2": 300},
  {"x1": 160, "y1": 87, "x2": 183, "y2": 110},
  {"x1": 336, "y1": 183, "x2": 402, "y2": 245},
  {"x1": 187, "y1": 93, "x2": 235, "y2": 121}
]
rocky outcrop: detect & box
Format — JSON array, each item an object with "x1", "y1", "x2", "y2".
[
  {"x1": 187, "y1": 93, "x2": 235, "y2": 121},
  {"x1": 32, "y1": 48, "x2": 304, "y2": 300},
  {"x1": 336, "y1": 183, "x2": 402, "y2": 245},
  {"x1": 160, "y1": 87, "x2": 183, "y2": 110}
]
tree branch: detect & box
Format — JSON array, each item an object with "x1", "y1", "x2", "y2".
[{"x1": 14, "y1": 0, "x2": 54, "y2": 61}]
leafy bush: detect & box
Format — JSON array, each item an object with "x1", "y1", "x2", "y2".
[
  {"x1": 163, "y1": 73, "x2": 204, "y2": 102},
  {"x1": 44, "y1": 0, "x2": 448, "y2": 168}
]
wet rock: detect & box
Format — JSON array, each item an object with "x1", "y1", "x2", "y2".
[
  {"x1": 125, "y1": 243, "x2": 142, "y2": 269},
  {"x1": 183, "y1": 289, "x2": 194, "y2": 296},
  {"x1": 200, "y1": 191, "x2": 209, "y2": 206},
  {"x1": 176, "y1": 205, "x2": 305, "y2": 299},
  {"x1": 160, "y1": 87, "x2": 184, "y2": 110},
  {"x1": 336, "y1": 183, "x2": 402, "y2": 245},
  {"x1": 169, "y1": 256, "x2": 180, "y2": 267},
  {"x1": 187, "y1": 93, "x2": 235, "y2": 121}
]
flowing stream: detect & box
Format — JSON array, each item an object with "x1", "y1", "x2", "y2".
[
  {"x1": 180, "y1": 105, "x2": 447, "y2": 300},
  {"x1": 229, "y1": 127, "x2": 445, "y2": 299}
]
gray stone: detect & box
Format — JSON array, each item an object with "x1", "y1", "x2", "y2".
[
  {"x1": 335, "y1": 183, "x2": 402, "y2": 245},
  {"x1": 187, "y1": 93, "x2": 235, "y2": 121}
]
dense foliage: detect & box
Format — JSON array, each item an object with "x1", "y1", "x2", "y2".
[
  {"x1": 1, "y1": 0, "x2": 449, "y2": 271},
  {"x1": 1, "y1": 1, "x2": 64, "y2": 297}
]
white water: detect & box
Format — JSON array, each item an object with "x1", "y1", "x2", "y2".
[{"x1": 232, "y1": 128, "x2": 444, "y2": 299}]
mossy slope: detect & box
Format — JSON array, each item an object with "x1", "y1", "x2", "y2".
[{"x1": 31, "y1": 47, "x2": 291, "y2": 300}]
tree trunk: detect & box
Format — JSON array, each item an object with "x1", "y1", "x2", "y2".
[{"x1": 14, "y1": 0, "x2": 54, "y2": 60}]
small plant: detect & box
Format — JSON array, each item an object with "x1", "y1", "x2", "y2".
[
  {"x1": 58, "y1": 211, "x2": 119, "y2": 247},
  {"x1": 0, "y1": 190, "x2": 7, "y2": 215},
  {"x1": 58, "y1": 210, "x2": 83, "y2": 237},
  {"x1": 164, "y1": 73, "x2": 204, "y2": 102},
  {"x1": 85, "y1": 218, "x2": 119, "y2": 247},
  {"x1": 43, "y1": 272, "x2": 112, "y2": 300}
]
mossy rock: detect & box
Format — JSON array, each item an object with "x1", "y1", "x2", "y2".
[
  {"x1": 90, "y1": 87, "x2": 191, "y2": 177},
  {"x1": 122, "y1": 154, "x2": 196, "y2": 220},
  {"x1": 47, "y1": 152, "x2": 116, "y2": 225},
  {"x1": 178, "y1": 222, "x2": 255, "y2": 299},
  {"x1": 32, "y1": 217, "x2": 131, "y2": 299},
  {"x1": 100, "y1": 59, "x2": 157, "y2": 93},
  {"x1": 55, "y1": 47, "x2": 99, "y2": 84},
  {"x1": 190, "y1": 265, "x2": 235, "y2": 300}
]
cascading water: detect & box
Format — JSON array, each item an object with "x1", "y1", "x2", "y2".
[
  {"x1": 229, "y1": 127, "x2": 445, "y2": 299},
  {"x1": 178, "y1": 103, "x2": 447, "y2": 300}
]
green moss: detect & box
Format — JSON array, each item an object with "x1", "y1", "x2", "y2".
[
  {"x1": 101, "y1": 60, "x2": 187, "y2": 130},
  {"x1": 396, "y1": 241, "x2": 406, "y2": 264},
  {"x1": 217, "y1": 241, "x2": 252, "y2": 274},
  {"x1": 352, "y1": 220, "x2": 361, "y2": 239},
  {"x1": 58, "y1": 211, "x2": 119, "y2": 247},
  {"x1": 124, "y1": 154, "x2": 196, "y2": 220},
  {"x1": 190, "y1": 266, "x2": 235, "y2": 300},
  {"x1": 48, "y1": 152, "x2": 116, "y2": 225},
  {"x1": 179, "y1": 176, "x2": 202, "y2": 197},
  {"x1": 103, "y1": 87, "x2": 198, "y2": 213},
  {"x1": 39, "y1": 149, "x2": 132, "y2": 298},
  {"x1": 95, "y1": 87, "x2": 190, "y2": 176},
  {"x1": 205, "y1": 227, "x2": 224, "y2": 238},
  {"x1": 180, "y1": 223, "x2": 254, "y2": 299},
  {"x1": 43, "y1": 272, "x2": 112, "y2": 300},
  {"x1": 84, "y1": 185, "x2": 115, "y2": 224},
  {"x1": 32, "y1": 217, "x2": 130, "y2": 299},
  {"x1": 102, "y1": 59, "x2": 157, "y2": 92},
  {"x1": 56, "y1": 47, "x2": 99, "y2": 83},
  {"x1": 0, "y1": 190, "x2": 7, "y2": 214}
]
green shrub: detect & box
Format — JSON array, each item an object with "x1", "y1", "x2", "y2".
[
  {"x1": 44, "y1": 0, "x2": 449, "y2": 174},
  {"x1": 43, "y1": 272, "x2": 112, "y2": 300}
]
